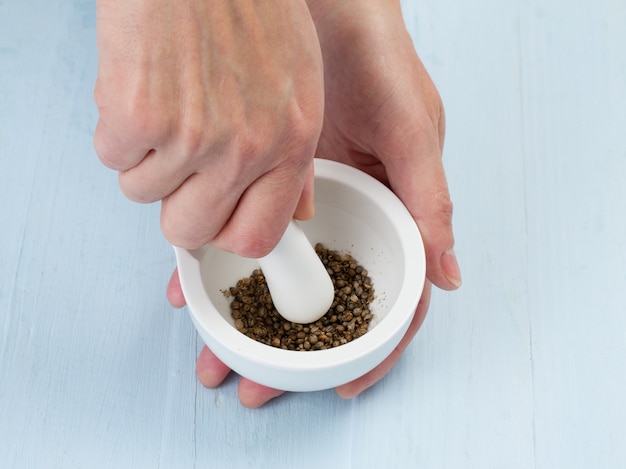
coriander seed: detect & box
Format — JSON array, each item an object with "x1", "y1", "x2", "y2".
[{"x1": 224, "y1": 243, "x2": 375, "y2": 351}]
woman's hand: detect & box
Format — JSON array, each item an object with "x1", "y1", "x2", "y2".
[
  {"x1": 94, "y1": 0, "x2": 324, "y2": 256},
  {"x1": 309, "y1": 0, "x2": 460, "y2": 290}
]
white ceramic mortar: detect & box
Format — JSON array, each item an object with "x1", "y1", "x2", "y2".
[{"x1": 174, "y1": 158, "x2": 426, "y2": 392}]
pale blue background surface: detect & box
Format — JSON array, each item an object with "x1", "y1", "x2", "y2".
[{"x1": 2, "y1": 0, "x2": 625, "y2": 467}]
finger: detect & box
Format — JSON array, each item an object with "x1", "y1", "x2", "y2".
[
  {"x1": 117, "y1": 148, "x2": 193, "y2": 203},
  {"x1": 159, "y1": 169, "x2": 245, "y2": 249},
  {"x1": 196, "y1": 346, "x2": 232, "y2": 388},
  {"x1": 166, "y1": 267, "x2": 186, "y2": 308},
  {"x1": 211, "y1": 160, "x2": 311, "y2": 258},
  {"x1": 93, "y1": 117, "x2": 153, "y2": 172},
  {"x1": 238, "y1": 379, "x2": 286, "y2": 408},
  {"x1": 384, "y1": 123, "x2": 461, "y2": 290},
  {"x1": 335, "y1": 281, "x2": 431, "y2": 399}
]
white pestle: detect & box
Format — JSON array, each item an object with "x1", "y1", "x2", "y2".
[{"x1": 257, "y1": 220, "x2": 335, "y2": 324}]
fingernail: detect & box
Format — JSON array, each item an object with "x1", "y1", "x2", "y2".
[{"x1": 441, "y1": 247, "x2": 462, "y2": 288}]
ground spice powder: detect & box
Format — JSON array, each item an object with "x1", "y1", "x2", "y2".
[{"x1": 225, "y1": 243, "x2": 375, "y2": 351}]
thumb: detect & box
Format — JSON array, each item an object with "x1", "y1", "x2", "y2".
[{"x1": 385, "y1": 146, "x2": 461, "y2": 291}]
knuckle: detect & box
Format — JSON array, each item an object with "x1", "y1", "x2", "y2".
[
  {"x1": 160, "y1": 214, "x2": 205, "y2": 250},
  {"x1": 416, "y1": 186, "x2": 453, "y2": 230},
  {"x1": 270, "y1": 107, "x2": 320, "y2": 171},
  {"x1": 118, "y1": 173, "x2": 158, "y2": 204},
  {"x1": 289, "y1": 100, "x2": 323, "y2": 147},
  {"x1": 94, "y1": 142, "x2": 128, "y2": 172},
  {"x1": 126, "y1": 103, "x2": 170, "y2": 143},
  {"x1": 93, "y1": 123, "x2": 115, "y2": 167},
  {"x1": 178, "y1": 114, "x2": 211, "y2": 159},
  {"x1": 97, "y1": 92, "x2": 171, "y2": 146},
  {"x1": 433, "y1": 190, "x2": 454, "y2": 227},
  {"x1": 117, "y1": 156, "x2": 179, "y2": 204},
  {"x1": 160, "y1": 196, "x2": 220, "y2": 250}
]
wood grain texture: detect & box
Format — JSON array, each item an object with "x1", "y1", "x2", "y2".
[{"x1": 1, "y1": 0, "x2": 625, "y2": 467}]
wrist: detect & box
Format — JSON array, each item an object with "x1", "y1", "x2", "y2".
[{"x1": 305, "y1": 0, "x2": 402, "y2": 23}]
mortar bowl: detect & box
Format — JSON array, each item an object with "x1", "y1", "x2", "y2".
[{"x1": 174, "y1": 158, "x2": 426, "y2": 392}]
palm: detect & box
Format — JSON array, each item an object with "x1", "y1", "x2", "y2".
[{"x1": 313, "y1": 5, "x2": 444, "y2": 188}]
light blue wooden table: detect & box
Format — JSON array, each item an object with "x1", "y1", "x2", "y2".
[{"x1": 2, "y1": 0, "x2": 625, "y2": 467}]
